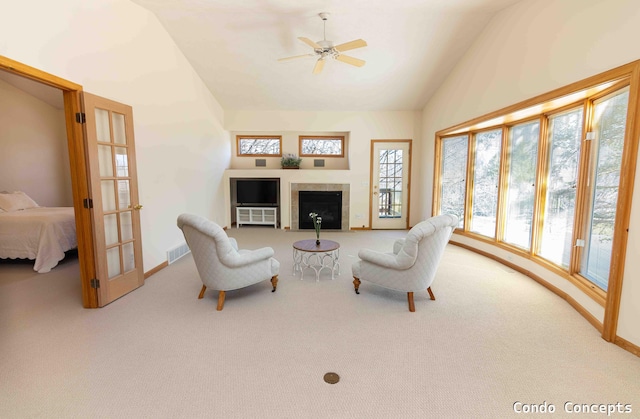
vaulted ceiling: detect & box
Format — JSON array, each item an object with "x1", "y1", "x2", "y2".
[{"x1": 132, "y1": 0, "x2": 523, "y2": 112}]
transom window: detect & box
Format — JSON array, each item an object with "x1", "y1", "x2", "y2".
[
  {"x1": 299, "y1": 136, "x2": 344, "y2": 157},
  {"x1": 236, "y1": 136, "x2": 282, "y2": 156}
]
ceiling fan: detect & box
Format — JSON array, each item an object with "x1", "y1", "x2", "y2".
[{"x1": 278, "y1": 13, "x2": 367, "y2": 74}]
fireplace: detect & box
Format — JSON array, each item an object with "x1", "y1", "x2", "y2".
[
  {"x1": 290, "y1": 183, "x2": 350, "y2": 231},
  {"x1": 299, "y1": 191, "x2": 342, "y2": 230}
]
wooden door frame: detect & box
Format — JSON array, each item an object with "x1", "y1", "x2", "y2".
[
  {"x1": 0, "y1": 55, "x2": 98, "y2": 308},
  {"x1": 369, "y1": 139, "x2": 412, "y2": 230}
]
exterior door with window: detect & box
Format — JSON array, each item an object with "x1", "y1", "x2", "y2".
[
  {"x1": 371, "y1": 140, "x2": 411, "y2": 229},
  {"x1": 83, "y1": 93, "x2": 144, "y2": 306}
]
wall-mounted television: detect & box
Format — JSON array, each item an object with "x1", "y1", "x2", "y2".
[{"x1": 236, "y1": 178, "x2": 279, "y2": 206}]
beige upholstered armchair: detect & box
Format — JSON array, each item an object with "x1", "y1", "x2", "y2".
[
  {"x1": 351, "y1": 214, "x2": 458, "y2": 312},
  {"x1": 177, "y1": 213, "x2": 280, "y2": 311}
]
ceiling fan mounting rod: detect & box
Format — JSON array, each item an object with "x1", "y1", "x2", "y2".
[{"x1": 319, "y1": 12, "x2": 329, "y2": 42}]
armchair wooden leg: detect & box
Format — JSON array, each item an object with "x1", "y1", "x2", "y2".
[
  {"x1": 407, "y1": 292, "x2": 415, "y2": 312},
  {"x1": 217, "y1": 291, "x2": 226, "y2": 311},
  {"x1": 271, "y1": 275, "x2": 278, "y2": 292},
  {"x1": 198, "y1": 285, "x2": 207, "y2": 299},
  {"x1": 353, "y1": 277, "x2": 361, "y2": 294},
  {"x1": 427, "y1": 286, "x2": 435, "y2": 300}
]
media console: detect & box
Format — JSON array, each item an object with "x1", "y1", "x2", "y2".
[{"x1": 236, "y1": 207, "x2": 278, "y2": 229}]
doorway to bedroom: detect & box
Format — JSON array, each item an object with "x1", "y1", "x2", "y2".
[
  {"x1": 0, "y1": 55, "x2": 145, "y2": 308},
  {"x1": 0, "y1": 69, "x2": 81, "y2": 293}
]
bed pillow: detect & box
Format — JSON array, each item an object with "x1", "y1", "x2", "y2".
[{"x1": 0, "y1": 191, "x2": 39, "y2": 212}]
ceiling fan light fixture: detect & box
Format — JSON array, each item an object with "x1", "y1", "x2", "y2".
[{"x1": 317, "y1": 40, "x2": 333, "y2": 49}]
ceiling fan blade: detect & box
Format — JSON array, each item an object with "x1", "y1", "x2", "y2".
[
  {"x1": 334, "y1": 39, "x2": 367, "y2": 52},
  {"x1": 278, "y1": 54, "x2": 315, "y2": 62},
  {"x1": 335, "y1": 54, "x2": 366, "y2": 67},
  {"x1": 312, "y1": 58, "x2": 325, "y2": 74},
  {"x1": 299, "y1": 37, "x2": 322, "y2": 49}
]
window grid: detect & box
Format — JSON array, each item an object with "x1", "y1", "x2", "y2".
[{"x1": 378, "y1": 149, "x2": 403, "y2": 218}]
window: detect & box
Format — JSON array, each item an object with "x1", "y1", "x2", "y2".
[
  {"x1": 504, "y1": 120, "x2": 540, "y2": 250},
  {"x1": 580, "y1": 88, "x2": 629, "y2": 291},
  {"x1": 434, "y1": 67, "x2": 636, "y2": 301},
  {"x1": 299, "y1": 136, "x2": 344, "y2": 157},
  {"x1": 378, "y1": 149, "x2": 404, "y2": 218},
  {"x1": 538, "y1": 108, "x2": 583, "y2": 268},
  {"x1": 470, "y1": 129, "x2": 502, "y2": 238},
  {"x1": 440, "y1": 135, "x2": 468, "y2": 228},
  {"x1": 236, "y1": 136, "x2": 282, "y2": 156}
]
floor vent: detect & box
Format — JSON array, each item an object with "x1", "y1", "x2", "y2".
[{"x1": 167, "y1": 242, "x2": 190, "y2": 264}]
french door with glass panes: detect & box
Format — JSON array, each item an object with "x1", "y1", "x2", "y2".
[
  {"x1": 371, "y1": 140, "x2": 411, "y2": 229},
  {"x1": 83, "y1": 93, "x2": 144, "y2": 306}
]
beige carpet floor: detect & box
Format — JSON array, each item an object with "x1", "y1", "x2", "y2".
[{"x1": 1, "y1": 227, "x2": 639, "y2": 418}]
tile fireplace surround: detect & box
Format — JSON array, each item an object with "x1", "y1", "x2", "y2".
[{"x1": 291, "y1": 183, "x2": 350, "y2": 231}]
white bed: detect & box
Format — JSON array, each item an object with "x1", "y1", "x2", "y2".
[{"x1": 0, "y1": 207, "x2": 78, "y2": 273}]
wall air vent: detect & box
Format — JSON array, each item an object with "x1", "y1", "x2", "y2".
[{"x1": 167, "y1": 242, "x2": 191, "y2": 264}]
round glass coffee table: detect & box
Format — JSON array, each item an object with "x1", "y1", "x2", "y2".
[{"x1": 292, "y1": 239, "x2": 340, "y2": 281}]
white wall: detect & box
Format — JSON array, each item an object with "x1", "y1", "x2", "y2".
[
  {"x1": 225, "y1": 110, "x2": 421, "y2": 227},
  {"x1": 0, "y1": 79, "x2": 72, "y2": 207},
  {"x1": 0, "y1": 0, "x2": 230, "y2": 270},
  {"x1": 420, "y1": 0, "x2": 640, "y2": 346}
]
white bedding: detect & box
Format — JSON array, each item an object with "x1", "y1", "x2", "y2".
[{"x1": 0, "y1": 207, "x2": 77, "y2": 273}]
